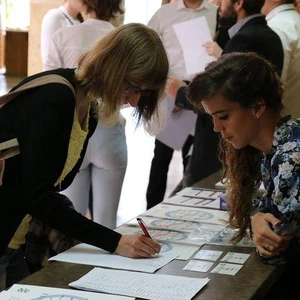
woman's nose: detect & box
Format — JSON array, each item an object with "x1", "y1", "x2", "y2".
[{"x1": 213, "y1": 120, "x2": 222, "y2": 133}]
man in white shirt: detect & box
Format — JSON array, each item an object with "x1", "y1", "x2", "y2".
[
  {"x1": 146, "y1": 0, "x2": 218, "y2": 209},
  {"x1": 262, "y1": 0, "x2": 300, "y2": 118}
]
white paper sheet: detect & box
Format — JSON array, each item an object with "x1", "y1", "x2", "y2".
[
  {"x1": 3, "y1": 284, "x2": 132, "y2": 299},
  {"x1": 183, "y1": 260, "x2": 214, "y2": 273},
  {"x1": 142, "y1": 204, "x2": 229, "y2": 225},
  {"x1": 156, "y1": 95, "x2": 197, "y2": 150},
  {"x1": 49, "y1": 243, "x2": 178, "y2": 273},
  {"x1": 173, "y1": 16, "x2": 216, "y2": 76},
  {"x1": 211, "y1": 263, "x2": 243, "y2": 276},
  {"x1": 164, "y1": 194, "x2": 222, "y2": 210},
  {"x1": 176, "y1": 187, "x2": 225, "y2": 199},
  {"x1": 127, "y1": 216, "x2": 201, "y2": 233},
  {"x1": 115, "y1": 223, "x2": 205, "y2": 247},
  {"x1": 70, "y1": 267, "x2": 210, "y2": 300},
  {"x1": 220, "y1": 252, "x2": 251, "y2": 264},
  {"x1": 194, "y1": 249, "x2": 223, "y2": 261}
]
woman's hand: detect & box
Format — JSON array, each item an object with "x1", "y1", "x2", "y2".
[
  {"x1": 165, "y1": 76, "x2": 186, "y2": 99},
  {"x1": 202, "y1": 41, "x2": 223, "y2": 58},
  {"x1": 251, "y1": 212, "x2": 293, "y2": 257},
  {"x1": 115, "y1": 234, "x2": 161, "y2": 258}
]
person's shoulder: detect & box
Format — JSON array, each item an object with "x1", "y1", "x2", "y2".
[
  {"x1": 156, "y1": 2, "x2": 178, "y2": 14},
  {"x1": 276, "y1": 116, "x2": 300, "y2": 147},
  {"x1": 12, "y1": 69, "x2": 76, "y2": 96},
  {"x1": 42, "y1": 7, "x2": 65, "y2": 24}
]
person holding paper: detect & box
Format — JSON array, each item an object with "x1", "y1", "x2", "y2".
[
  {"x1": 188, "y1": 51, "x2": 300, "y2": 299},
  {"x1": 167, "y1": 0, "x2": 285, "y2": 195},
  {"x1": 202, "y1": 0, "x2": 284, "y2": 75},
  {"x1": 146, "y1": 0, "x2": 218, "y2": 209}
]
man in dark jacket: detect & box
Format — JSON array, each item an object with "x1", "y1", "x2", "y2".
[{"x1": 168, "y1": 0, "x2": 284, "y2": 194}]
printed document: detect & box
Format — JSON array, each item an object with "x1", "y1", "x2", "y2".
[
  {"x1": 173, "y1": 16, "x2": 216, "y2": 76},
  {"x1": 1, "y1": 284, "x2": 132, "y2": 299},
  {"x1": 70, "y1": 267, "x2": 209, "y2": 300},
  {"x1": 49, "y1": 243, "x2": 178, "y2": 273}
]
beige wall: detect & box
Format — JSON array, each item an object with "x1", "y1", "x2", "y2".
[{"x1": 28, "y1": 0, "x2": 61, "y2": 75}]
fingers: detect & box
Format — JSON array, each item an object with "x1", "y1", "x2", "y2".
[
  {"x1": 256, "y1": 243, "x2": 280, "y2": 258},
  {"x1": 172, "y1": 106, "x2": 182, "y2": 114},
  {"x1": 137, "y1": 237, "x2": 161, "y2": 257},
  {"x1": 115, "y1": 235, "x2": 161, "y2": 258},
  {"x1": 263, "y1": 212, "x2": 281, "y2": 228},
  {"x1": 165, "y1": 77, "x2": 186, "y2": 98}
]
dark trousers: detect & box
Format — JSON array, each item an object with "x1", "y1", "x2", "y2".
[{"x1": 146, "y1": 135, "x2": 194, "y2": 210}]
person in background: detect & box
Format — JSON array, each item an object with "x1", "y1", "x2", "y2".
[
  {"x1": 261, "y1": 0, "x2": 300, "y2": 118},
  {"x1": 146, "y1": 0, "x2": 218, "y2": 210},
  {"x1": 294, "y1": 0, "x2": 300, "y2": 13},
  {"x1": 40, "y1": 0, "x2": 86, "y2": 68},
  {"x1": 188, "y1": 52, "x2": 300, "y2": 298},
  {"x1": 161, "y1": 0, "x2": 178, "y2": 4},
  {"x1": 0, "y1": 23, "x2": 168, "y2": 291},
  {"x1": 44, "y1": 0, "x2": 126, "y2": 230},
  {"x1": 168, "y1": 0, "x2": 284, "y2": 195},
  {"x1": 203, "y1": 0, "x2": 284, "y2": 75}
]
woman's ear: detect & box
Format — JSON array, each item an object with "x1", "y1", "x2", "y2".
[{"x1": 253, "y1": 98, "x2": 266, "y2": 118}]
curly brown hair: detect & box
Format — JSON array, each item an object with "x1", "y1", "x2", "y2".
[{"x1": 188, "y1": 52, "x2": 284, "y2": 243}]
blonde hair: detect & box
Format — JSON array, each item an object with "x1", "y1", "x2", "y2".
[{"x1": 75, "y1": 23, "x2": 169, "y2": 126}]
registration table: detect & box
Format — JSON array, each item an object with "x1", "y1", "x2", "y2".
[
  {"x1": 19, "y1": 171, "x2": 285, "y2": 299},
  {"x1": 20, "y1": 243, "x2": 285, "y2": 300}
]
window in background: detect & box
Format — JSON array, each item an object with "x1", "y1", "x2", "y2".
[{"x1": 5, "y1": 0, "x2": 29, "y2": 30}]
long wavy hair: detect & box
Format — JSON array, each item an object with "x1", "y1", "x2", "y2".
[
  {"x1": 188, "y1": 52, "x2": 284, "y2": 243},
  {"x1": 75, "y1": 23, "x2": 169, "y2": 127}
]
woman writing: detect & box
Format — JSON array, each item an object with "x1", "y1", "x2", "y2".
[{"x1": 0, "y1": 23, "x2": 168, "y2": 289}]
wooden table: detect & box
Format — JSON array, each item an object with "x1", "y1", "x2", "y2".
[
  {"x1": 19, "y1": 171, "x2": 285, "y2": 299},
  {"x1": 19, "y1": 243, "x2": 285, "y2": 300}
]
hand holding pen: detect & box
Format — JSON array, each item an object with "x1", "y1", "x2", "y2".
[{"x1": 137, "y1": 217, "x2": 161, "y2": 255}]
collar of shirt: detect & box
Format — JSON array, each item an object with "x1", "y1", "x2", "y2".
[
  {"x1": 229, "y1": 13, "x2": 263, "y2": 38},
  {"x1": 265, "y1": 4, "x2": 296, "y2": 21},
  {"x1": 83, "y1": 18, "x2": 115, "y2": 30},
  {"x1": 58, "y1": 5, "x2": 80, "y2": 25},
  {"x1": 176, "y1": 0, "x2": 213, "y2": 12}
]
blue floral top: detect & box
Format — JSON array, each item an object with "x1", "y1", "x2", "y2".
[{"x1": 259, "y1": 115, "x2": 300, "y2": 264}]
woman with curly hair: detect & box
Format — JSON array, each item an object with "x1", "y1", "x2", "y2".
[
  {"x1": 188, "y1": 51, "x2": 300, "y2": 297},
  {"x1": 188, "y1": 52, "x2": 300, "y2": 259}
]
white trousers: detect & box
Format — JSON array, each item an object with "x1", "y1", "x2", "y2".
[{"x1": 61, "y1": 114, "x2": 127, "y2": 229}]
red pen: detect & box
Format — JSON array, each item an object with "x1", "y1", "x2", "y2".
[{"x1": 137, "y1": 217, "x2": 152, "y2": 238}]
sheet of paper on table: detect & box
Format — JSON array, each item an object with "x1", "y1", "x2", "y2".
[
  {"x1": 70, "y1": 267, "x2": 210, "y2": 300},
  {"x1": 49, "y1": 243, "x2": 178, "y2": 273},
  {"x1": 142, "y1": 203, "x2": 229, "y2": 225},
  {"x1": 1, "y1": 284, "x2": 133, "y2": 299}
]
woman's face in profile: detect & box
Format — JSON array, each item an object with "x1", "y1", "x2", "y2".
[{"x1": 202, "y1": 95, "x2": 260, "y2": 150}]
